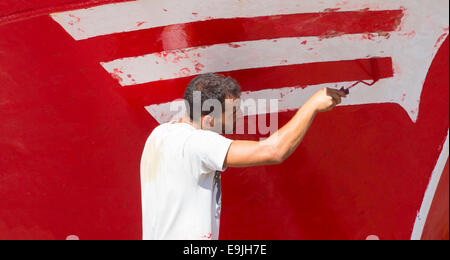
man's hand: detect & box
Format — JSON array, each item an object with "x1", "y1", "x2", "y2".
[
  {"x1": 306, "y1": 87, "x2": 348, "y2": 113},
  {"x1": 224, "y1": 88, "x2": 348, "y2": 168}
]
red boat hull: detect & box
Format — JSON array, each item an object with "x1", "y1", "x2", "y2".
[{"x1": 0, "y1": 0, "x2": 448, "y2": 240}]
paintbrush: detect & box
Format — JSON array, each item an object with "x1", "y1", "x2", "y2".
[{"x1": 340, "y1": 57, "x2": 382, "y2": 95}]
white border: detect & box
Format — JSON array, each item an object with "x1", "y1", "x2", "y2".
[{"x1": 410, "y1": 130, "x2": 449, "y2": 240}]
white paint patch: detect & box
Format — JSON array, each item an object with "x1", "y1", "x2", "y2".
[
  {"x1": 66, "y1": 235, "x2": 80, "y2": 240},
  {"x1": 101, "y1": 35, "x2": 394, "y2": 86},
  {"x1": 366, "y1": 235, "x2": 381, "y2": 240},
  {"x1": 51, "y1": 0, "x2": 408, "y2": 41},
  {"x1": 410, "y1": 130, "x2": 449, "y2": 240},
  {"x1": 146, "y1": 80, "x2": 399, "y2": 124}
]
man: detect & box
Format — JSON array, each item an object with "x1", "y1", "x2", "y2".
[{"x1": 140, "y1": 73, "x2": 347, "y2": 240}]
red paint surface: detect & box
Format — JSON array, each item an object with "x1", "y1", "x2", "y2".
[
  {"x1": 0, "y1": 1, "x2": 448, "y2": 240},
  {"x1": 0, "y1": 0, "x2": 132, "y2": 25},
  {"x1": 85, "y1": 10, "x2": 403, "y2": 61},
  {"x1": 421, "y1": 159, "x2": 449, "y2": 240},
  {"x1": 221, "y1": 37, "x2": 449, "y2": 240}
]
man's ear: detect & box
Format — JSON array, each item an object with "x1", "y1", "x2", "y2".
[{"x1": 201, "y1": 115, "x2": 215, "y2": 129}]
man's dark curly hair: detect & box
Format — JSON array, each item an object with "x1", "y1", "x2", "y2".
[{"x1": 184, "y1": 73, "x2": 241, "y2": 121}]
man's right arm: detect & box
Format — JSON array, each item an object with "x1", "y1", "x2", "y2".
[{"x1": 224, "y1": 88, "x2": 347, "y2": 168}]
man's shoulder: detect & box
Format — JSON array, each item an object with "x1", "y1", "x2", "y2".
[
  {"x1": 149, "y1": 122, "x2": 194, "y2": 138},
  {"x1": 148, "y1": 123, "x2": 166, "y2": 137},
  {"x1": 152, "y1": 122, "x2": 171, "y2": 132},
  {"x1": 188, "y1": 129, "x2": 233, "y2": 149},
  {"x1": 150, "y1": 122, "x2": 232, "y2": 143}
]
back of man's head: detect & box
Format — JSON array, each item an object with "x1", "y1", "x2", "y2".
[{"x1": 184, "y1": 73, "x2": 241, "y2": 122}]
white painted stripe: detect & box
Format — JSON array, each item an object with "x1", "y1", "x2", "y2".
[
  {"x1": 145, "y1": 85, "x2": 327, "y2": 125},
  {"x1": 411, "y1": 131, "x2": 449, "y2": 240},
  {"x1": 101, "y1": 35, "x2": 394, "y2": 86},
  {"x1": 51, "y1": 0, "x2": 409, "y2": 40},
  {"x1": 145, "y1": 79, "x2": 397, "y2": 124}
]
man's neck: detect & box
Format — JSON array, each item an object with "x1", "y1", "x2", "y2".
[{"x1": 179, "y1": 116, "x2": 202, "y2": 130}]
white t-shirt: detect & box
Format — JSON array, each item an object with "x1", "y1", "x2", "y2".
[{"x1": 140, "y1": 122, "x2": 233, "y2": 240}]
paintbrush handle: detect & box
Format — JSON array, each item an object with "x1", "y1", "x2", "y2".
[{"x1": 340, "y1": 87, "x2": 350, "y2": 95}]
